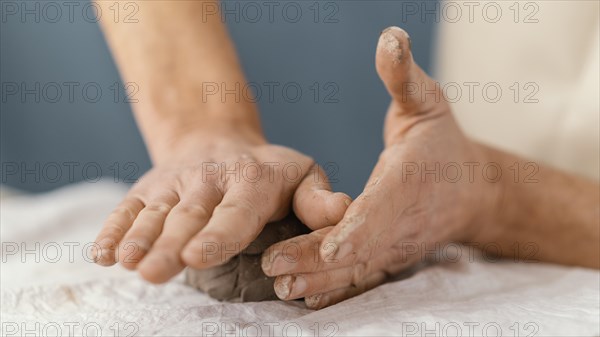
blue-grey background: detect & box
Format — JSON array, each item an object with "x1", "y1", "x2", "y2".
[{"x1": 1, "y1": 0, "x2": 437, "y2": 198}]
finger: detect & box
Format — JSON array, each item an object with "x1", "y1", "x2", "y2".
[
  {"x1": 376, "y1": 26, "x2": 446, "y2": 116},
  {"x1": 113, "y1": 192, "x2": 179, "y2": 268},
  {"x1": 293, "y1": 165, "x2": 352, "y2": 230},
  {"x1": 93, "y1": 197, "x2": 145, "y2": 266},
  {"x1": 136, "y1": 186, "x2": 222, "y2": 283},
  {"x1": 262, "y1": 227, "x2": 364, "y2": 276},
  {"x1": 273, "y1": 252, "x2": 396, "y2": 300},
  {"x1": 263, "y1": 227, "x2": 334, "y2": 276},
  {"x1": 181, "y1": 183, "x2": 273, "y2": 269},
  {"x1": 320, "y1": 165, "x2": 402, "y2": 262},
  {"x1": 304, "y1": 271, "x2": 388, "y2": 310}
]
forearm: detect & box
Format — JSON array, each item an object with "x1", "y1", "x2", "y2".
[
  {"x1": 474, "y1": 144, "x2": 600, "y2": 268},
  {"x1": 96, "y1": 1, "x2": 263, "y2": 161}
]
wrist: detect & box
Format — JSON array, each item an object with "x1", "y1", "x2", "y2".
[
  {"x1": 462, "y1": 142, "x2": 507, "y2": 244},
  {"x1": 132, "y1": 82, "x2": 265, "y2": 163},
  {"x1": 146, "y1": 122, "x2": 267, "y2": 165}
]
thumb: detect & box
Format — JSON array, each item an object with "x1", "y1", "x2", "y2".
[
  {"x1": 376, "y1": 26, "x2": 447, "y2": 117},
  {"x1": 293, "y1": 165, "x2": 351, "y2": 230}
]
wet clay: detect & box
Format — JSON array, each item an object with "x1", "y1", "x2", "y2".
[{"x1": 185, "y1": 214, "x2": 310, "y2": 302}]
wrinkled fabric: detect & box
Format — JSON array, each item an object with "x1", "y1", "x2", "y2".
[{"x1": 1, "y1": 182, "x2": 599, "y2": 336}]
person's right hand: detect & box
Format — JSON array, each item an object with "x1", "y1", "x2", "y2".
[
  {"x1": 261, "y1": 27, "x2": 500, "y2": 309},
  {"x1": 92, "y1": 127, "x2": 351, "y2": 284}
]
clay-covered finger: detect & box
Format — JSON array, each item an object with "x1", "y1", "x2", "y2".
[
  {"x1": 274, "y1": 271, "x2": 351, "y2": 301},
  {"x1": 273, "y1": 249, "x2": 404, "y2": 300},
  {"x1": 262, "y1": 227, "x2": 361, "y2": 276},
  {"x1": 93, "y1": 196, "x2": 145, "y2": 266},
  {"x1": 376, "y1": 26, "x2": 447, "y2": 116},
  {"x1": 319, "y1": 168, "x2": 398, "y2": 263},
  {"x1": 293, "y1": 165, "x2": 351, "y2": 230}
]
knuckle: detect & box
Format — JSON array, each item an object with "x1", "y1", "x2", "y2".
[
  {"x1": 218, "y1": 200, "x2": 261, "y2": 224},
  {"x1": 351, "y1": 262, "x2": 368, "y2": 286},
  {"x1": 101, "y1": 221, "x2": 126, "y2": 237},
  {"x1": 175, "y1": 203, "x2": 212, "y2": 219},
  {"x1": 309, "y1": 258, "x2": 323, "y2": 273},
  {"x1": 312, "y1": 250, "x2": 331, "y2": 271},
  {"x1": 144, "y1": 202, "x2": 173, "y2": 214},
  {"x1": 321, "y1": 271, "x2": 333, "y2": 285},
  {"x1": 110, "y1": 206, "x2": 137, "y2": 221},
  {"x1": 344, "y1": 244, "x2": 363, "y2": 264},
  {"x1": 366, "y1": 238, "x2": 381, "y2": 260}
]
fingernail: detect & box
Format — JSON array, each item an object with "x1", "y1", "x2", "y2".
[
  {"x1": 305, "y1": 293, "x2": 326, "y2": 310},
  {"x1": 91, "y1": 246, "x2": 101, "y2": 262},
  {"x1": 289, "y1": 275, "x2": 307, "y2": 298},
  {"x1": 380, "y1": 26, "x2": 393, "y2": 36},
  {"x1": 98, "y1": 238, "x2": 116, "y2": 250},
  {"x1": 274, "y1": 275, "x2": 292, "y2": 299},
  {"x1": 336, "y1": 242, "x2": 353, "y2": 260},
  {"x1": 261, "y1": 252, "x2": 275, "y2": 273},
  {"x1": 271, "y1": 255, "x2": 296, "y2": 275},
  {"x1": 94, "y1": 238, "x2": 115, "y2": 263}
]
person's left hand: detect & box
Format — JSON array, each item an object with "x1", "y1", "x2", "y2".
[{"x1": 261, "y1": 27, "x2": 500, "y2": 309}]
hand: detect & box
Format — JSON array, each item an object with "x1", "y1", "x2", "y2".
[
  {"x1": 93, "y1": 127, "x2": 351, "y2": 284},
  {"x1": 261, "y1": 27, "x2": 499, "y2": 309}
]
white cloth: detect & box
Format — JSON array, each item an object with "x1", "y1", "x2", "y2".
[{"x1": 1, "y1": 182, "x2": 598, "y2": 336}]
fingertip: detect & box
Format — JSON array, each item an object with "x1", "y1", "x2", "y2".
[
  {"x1": 181, "y1": 233, "x2": 233, "y2": 269},
  {"x1": 295, "y1": 190, "x2": 351, "y2": 230},
  {"x1": 181, "y1": 247, "x2": 207, "y2": 269},
  {"x1": 137, "y1": 255, "x2": 171, "y2": 284},
  {"x1": 181, "y1": 243, "x2": 205, "y2": 269},
  {"x1": 93, "y1": 238, "x2": 118, "y2": 266},
  {"x1": 261, "y1": 247, "x2": 278, "y2": 276},
  {"x1": 376, "y1": 26, "x2": 416, "y2": 102},
  {"x1": 377, "y1": 26, "x2": 412, "y2": 66},
  {"x1": 138, "y1": 250, "x2": 187, "y2": 284},
  {"x1": 274, "y1": 275, "x2": 293, "y2": 300},
  {"x1": 94, "y1": 252, "x2": 117, "y2": 267},
  {"x1": 294, "y1": 189, "x2": 327, "y2": 230},
  {"x1": 305, "y1": 293, "x2": 327, "y2": 310},
  {"x1": 326, "y1": 192, "x2": 352, "y2": 225}
]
